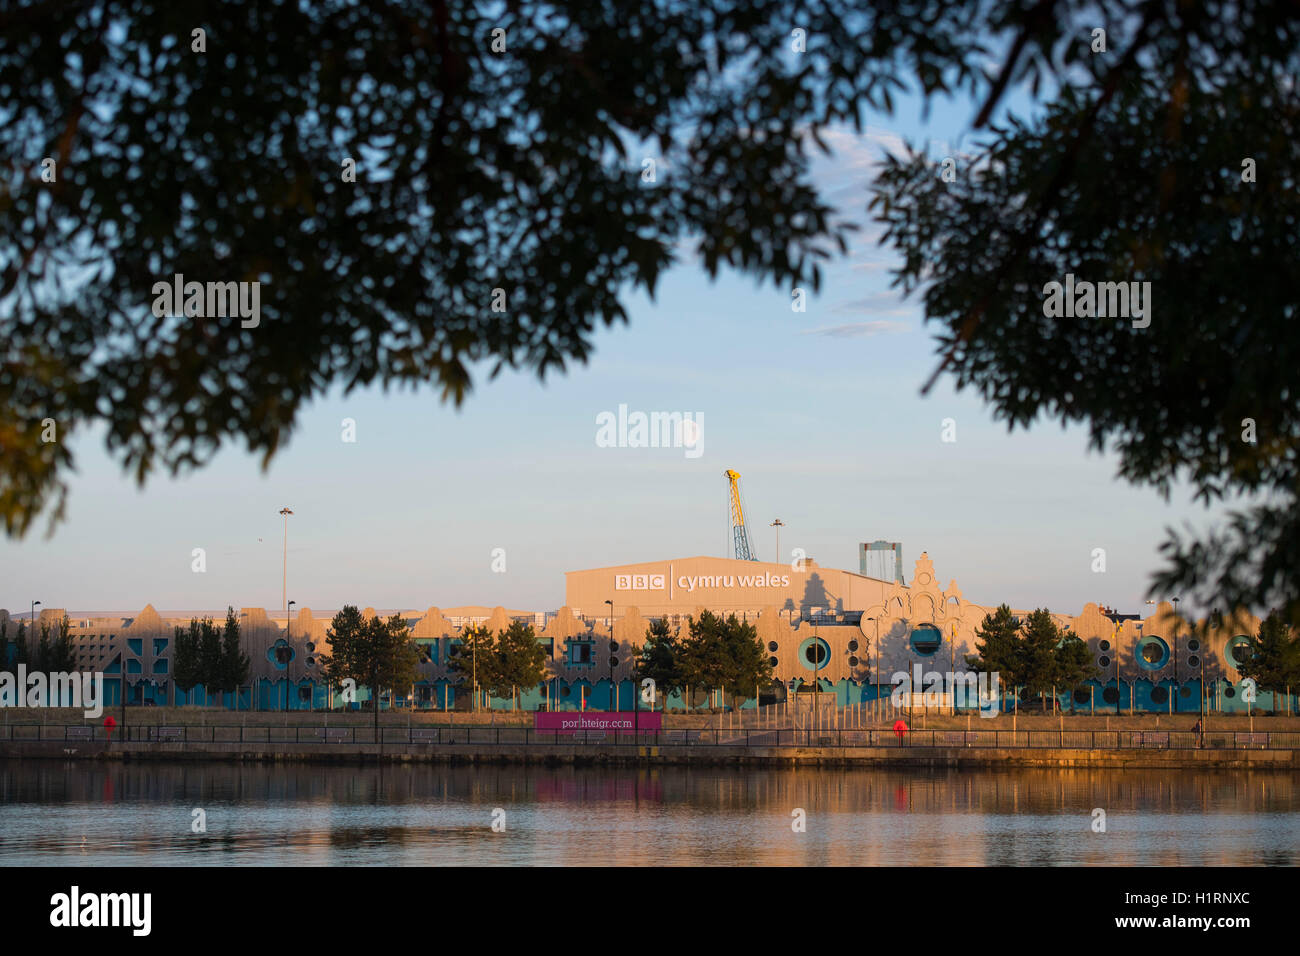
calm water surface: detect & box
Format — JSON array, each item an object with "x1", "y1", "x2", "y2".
[{"x1": 0, "y1": 761, "x2": 1296, "y2": 865}]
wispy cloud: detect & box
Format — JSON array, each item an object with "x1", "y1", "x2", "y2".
[
  {"x1": 832, "y1": 291, "x2": 916, "y2": 316},
  {"x1": 799, "y1": 320, "x2": 910, "y2": 338}
]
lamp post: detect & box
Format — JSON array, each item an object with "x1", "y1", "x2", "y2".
[
  {"x1": 770, "y1": 519, "x2": 784, "y2": 565},
  {"x1": 285, "y1": 600, "x2": 296, "y2": 712},
  {"x1": 605, "y1": 599, "x2": 615, "y2": 712},
  {"x1": 30, "y1": 600, "x2": 40, "y2": 630}
]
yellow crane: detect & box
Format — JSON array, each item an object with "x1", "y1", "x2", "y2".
[{"x1": 725, "y1": 469, "x2": 757, "y2": 561}]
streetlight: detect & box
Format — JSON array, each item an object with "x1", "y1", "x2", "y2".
[
  {"x1": 278, "y1": 505, "x2": 293, "y2": 632},
  {"x1": 285, "y1": 599, "x2": 296, "y2": 712},
  {"x1": 770, "y1": 519, "x2": 784, "y2": 565},
  {"x1": 605, "y1": 599, "x2": 616, "y2": 712}
]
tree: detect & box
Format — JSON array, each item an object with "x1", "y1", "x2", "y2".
[
  {"x1": 34, "y1": 620, "x2": 51, "y2": 673},
  {"x1": 492, "y1": 621, "x2": 548, "y2": 707},
  {"x1": 447, "y1": 625, "x2": 497, "y2": 710},
  {"x1": 0, "y1": 0, "x2": 988, "y2": 536},
  {"x1": 213, "y1": 607, "x2": 250, "y2": 700},
  {"x1": 1055, "y1": 633, "x2": 1099, "y2": 712},
  {"x1": 49, "y1": 615, "x2": 76, "y2": 672},
  {"x1": 320, "y1": 608, "x2": 419, "y2": 734},
  {"x1": 870, "y1": 5, "x2": 1300, "y2": 625},
  {"x1": 637, "y1": 618, "x2": 684, "y2": 709},
  {"x1": 1019, "y1": 609, "x2": 1063, "y2": 711},
  {"x1": 966, "y1": 604, "x2": 1021, "y2": 708},
  {"x1": 173, "y1": 620, "x2": 201, "y2": 694},
  {"x1": 1237, "y1": 612, "x2": 1300, "y2": 700},
  {"x1": 198, "y1": 617, "x2": 223, "y2": 693},
  {"x1": 676, "y1": 611, "x2": 771, "y2": 710}
]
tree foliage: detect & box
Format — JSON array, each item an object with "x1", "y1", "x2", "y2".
[
  {"x1": 1237, "y1": 612, "x2": 1300, "y2": 695},
  {"x1": 172, "y1": 608, "x2": 247, "y2": 697},
  {"x1": 871, "y1": 3, "x2": 1300, "y2": 624},
  {"x1": 674, "y1": 610, "x2": 772, "y2": 708},
  {"x1": 1, "y1": 0, "x2": 987, "y2": 534}
]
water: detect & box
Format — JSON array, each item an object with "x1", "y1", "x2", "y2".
[{"x1": 0, "y1": 761, "x2": 1296, "y2": 865}]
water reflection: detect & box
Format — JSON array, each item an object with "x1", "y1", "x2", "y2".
[{"x1": 0, "y1": 762, "x2": 1295, "y2": 865}]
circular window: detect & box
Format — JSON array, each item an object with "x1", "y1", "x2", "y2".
[
  {"x1": 1073, "y1": 688, "x2": 1091, "y2": 704},
  {"x1": 848, "y1": 655, "x2": 859, "y2": 668},
  {"x1": 768, "y1": 656, "x2": 779, "y2": 667},
  {"x1": 799, "y1": 638, "x2": 831, "y2": 670},
  {"x1": 1228, "y1": 636, "x2": 1255, "y2": 666},
  {"x1": 560, "y1": 686, "x2": 571, "y2": 698},
  {"x1": 267, "y1": 640, "x2": 295, "y2": 670},
  {"x1": 1187, "y1": 639, "x2": 1200, "y2": 652},
  {"x1": 768, "y1": 641, "x2": 779, "y2": 652},
  {"x1": 1151, "y1": 686, "x2": 1168, "y2": 704},
  {"x1": 1187, "y1": 655, "x2": 1200, "y2": 669},
  {"x1": 909, "y1": 625, "x2": 942, "y2": 657},
  {"x1": 306, "y1": 641, "x2": 316, "y2": 652},
  {"x1": 1180, "y1": 686, "x2": 1192, "y2": 698},
  {"x1": 1098, "y1": 655, "x2": 1110, "y2": 669},
  {"x1": 1137, "y1": 636, "x2": 1170, "y2": 670},
  {"x1": 848, "y1": 640, "x2": 859, "y2": 652},
  {"x1": 1224, "y1": 686, "x2": 1236, "y2": 698},
  {"x1": 1102, "y1": 687, "x2": 1119, "y2": 704},
  {"x1": 1099, "y1": 640, "x2": 1111, "y2": 652}
]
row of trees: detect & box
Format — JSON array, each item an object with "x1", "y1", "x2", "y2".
[
  {"x1": 637, "y1": 610, "x2": 773, "y2": 709},
  {"x1": 0, "y1": 617, "x2": 76, "y2": 673},
  {"x1": 320, "y1": 606, "x2": 421, "y2": 731},
  {"x1": 172, "y1": 608, "x2": 250, "y2": 697},
  {"x1": 965, "y1": 606, "x2": 1097, "y2": 713},
  {"x1": 447, "y1": 622, "x2": 549, "y2": 707}
]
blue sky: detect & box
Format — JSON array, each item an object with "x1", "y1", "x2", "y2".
[{"x1": 0, "y1": 88, "x2": 1224, "y2": 618}]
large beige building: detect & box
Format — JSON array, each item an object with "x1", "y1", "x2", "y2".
[{"x1": 0, "y1": 549, "x2": 1276, "y2": 712}]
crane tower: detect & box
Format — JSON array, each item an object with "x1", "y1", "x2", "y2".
[{"x1": 725, "y1": 469, "x2": 758, "y2": 561}]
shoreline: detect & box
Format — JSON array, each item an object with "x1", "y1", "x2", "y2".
[{"x1": 5, "y1": 739, "x2": 1299, "y2": 770}]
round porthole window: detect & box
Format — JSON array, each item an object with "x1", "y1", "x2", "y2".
[
  {"x1": 1187, "y1": 655, "x2": 1200, "y2": 669},
  {"x1": 1137, "y1": 636, "x2": 1170, "y2": 670},
  {"x1": 1180, "y1": 686, "x2": 1192, "y2": 698},
  {"x1": 768, "y1": 641, "x2": 779, "y2": 652},
  {"x1": 799, "y1": 638, "x2": 831, "y2": 671},
  {"x1": 1187, "y1": 639, "x2": 1200, "y2": 652},
  {"x1": 1151, "y1": 686, "x2": 1168, "y2": 704},
  {"x1": 1098, "y1": 655, "x2": 1110, "y2": 669},
  {"x1": 1073, "y1": 688, "x2": 1091, "y2": 704},
  {"x1": 848, "y1": 640, "x2": 859, "y2": 652},
  {"x1": 768, "y1": 656, "x2": 779, "y2": 667},
  {"x1": 848, "y1": 655, "x2": 859, "y2": 668},
  {"x1": 1224, "y1": 686, "x2": 1236, "y2": 698},
  {"x1": 909, "y1": 625, "x2": 942, "y2": 657},
  {"x1": 1099, "y1": 640, "x2": 1111, "y2": 652},
  {"x1": 1228, "y1": 636, "x2": 1255, "y2": 666},
  {"x1": 1102, "y1": 687, "x2": 1119, "y2": 704}
]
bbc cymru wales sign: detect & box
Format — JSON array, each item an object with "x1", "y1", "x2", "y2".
[
  {"x1": 614, "y1": 572, "x2": 792, "y2": 591},
  {"x1": 615, "y1": 573, "x2": 665, "y2": 590},
  {"x1": 535, "y1": 712, "x2": 663, "y2": 734}
]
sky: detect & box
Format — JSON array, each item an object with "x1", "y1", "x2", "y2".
[{"x1": 0, "y1": 84, "x2": 1228, "y2": 620}]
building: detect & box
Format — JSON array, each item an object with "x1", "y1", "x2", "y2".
[{"x1": 0, "y1": 549, "x2": 1287, "y2": 714}]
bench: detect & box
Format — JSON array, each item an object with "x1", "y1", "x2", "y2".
[
  {"x1": 410, "y1": 729, "x2": 439, "y2": 742},
  {"x1": 316, "y1": 728, "x2": 350, "y2": 742},
  {"x1": 149, "y1": 727, "x2": 184, "y2": 741},
  {"x1": 65, "y1": 727, "x2": 93, "y2": 741},
  {"x1": 1129, "y1": 732, "x2": 1170, "y2": 748}
]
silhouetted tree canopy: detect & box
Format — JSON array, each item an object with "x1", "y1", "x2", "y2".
[{"x1": 3, "y1": 1, "x2": 1298, "y2": 625}]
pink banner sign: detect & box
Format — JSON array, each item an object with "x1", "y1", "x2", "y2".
[{"x1": 535, "y1": 711, "x2": 663, "y2": 734}]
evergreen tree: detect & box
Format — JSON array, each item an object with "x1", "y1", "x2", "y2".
[
  {"x1": 215, "y1": 607, "x2": 250, "y2": 698},
  {"x1": 1055, "y1": 633, "x2": 1099, "y2": 708},
  {"x1": 1019, "y1": 609, "x2": 1063, "y2": 710},
  {"x1": 966, "y1": 604, "x2": 1022, "y2": 703},
  {"x1": 637, "y1": 618, "x2": 683, "y2": 708},
  {"x1": 1238, "y1": 612, "x2": 1300, "y2": 697},
  {"x1": 447, "y1": 624, "x2": 498, "y2": 707},
  {"x1": 492, "y1": 621, "x2": 548, "y2": 705},
  {"x1": 197, "y1": 617, "x2": 223, "y2": 691},
  {"x1": 51, "y1": 616, "x2": 76, "y2": 671},
  {"x1": 173, "y1": 620, "x2": 201, "y2": 693},
  {"x1": 35, "y1": 620, "x2": 51, "y2": 673},
  {"x1": 320, "y1": 608, "x2": 419, "y2": 732}
]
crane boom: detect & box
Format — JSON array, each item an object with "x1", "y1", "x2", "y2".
[{"x1": 725, "y1": 469, "x2": 758, "y2": 561}]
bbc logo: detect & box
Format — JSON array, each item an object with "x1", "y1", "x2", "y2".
[{"x1": 615, "y1": 574, "x2": 665, "y2": 590}]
